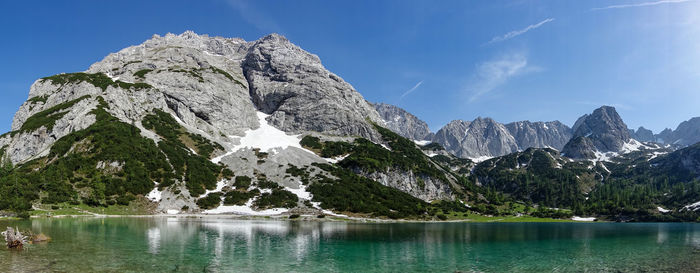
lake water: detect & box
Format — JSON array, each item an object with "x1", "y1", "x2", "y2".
[{"x1": 1, "y1": 217, "x2": 699, "y2": 272}]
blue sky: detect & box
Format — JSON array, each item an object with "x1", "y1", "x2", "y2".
[{"x1": 1, "y1": 0, "x2": 698, "y2": 133}]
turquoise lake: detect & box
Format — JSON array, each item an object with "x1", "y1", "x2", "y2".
[{"x1": 1, "y1": 217, "x2": 699, "y2": 272}]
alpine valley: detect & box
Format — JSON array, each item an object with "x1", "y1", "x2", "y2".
[{"x1": 1, "y1": 32, "x2": 699, "y2": 222}]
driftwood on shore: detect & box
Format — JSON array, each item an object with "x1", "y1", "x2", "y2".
[{"x1": 2, "y1": 226, "x2": 27, "y2": 249}]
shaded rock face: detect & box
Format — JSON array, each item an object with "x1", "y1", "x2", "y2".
[
  {"x1": 373, "y1": 103, "x2": 432, "y2": 141},
  {"x1": 561, "y1": 136, "x2": 597, "y2": 159},
  {"x1": 630, "y1": 127, "x2": 655, "y2": 143},
  {"x1": 242, "y1": 34, "x2": 383, "y2": 142},
  {"x1": 505, "y1": 121, "x2": 572, "y2": 150},
  {"x1": 570, "y1": 106, "x2": 630, "y2": 152},
  {"x1": 656, "y1": 128, "x2": 674, "y2": 144},
  {"x1": 656, "y1": 117, "x2": 700, "y2": 146},
  {"x1": 561, "y1": 106, "x2": 639, "y2": 159}
]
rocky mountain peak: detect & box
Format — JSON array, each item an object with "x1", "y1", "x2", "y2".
[
  {"x1": 571, "y1": 105, "x2": 630, "y2": 152},
  {"x1": 658, "y1": 117, "x2": 700, "y2": 146},
  {"x1": 630, "y1": 126, "x2": 655, "y2": 143},
  {"x1": 562, "y1": 106, "x2": 641, "y2": 159},
  {"x1": 505, "y1": 120, "x2": 572, "y2": 150},
  {"x1": 373, "y1": 103, "x2": 433, "y2": 141}
]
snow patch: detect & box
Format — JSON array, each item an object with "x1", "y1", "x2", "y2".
[
  {"x1": 106, "y1": 73, "x2": 120, "y2": 82},
  {"x1": 572, "y1": 216, "x2": 596, "y2": 221},
  {"x1": 325, "y1": 154, "x2": 349, "y2": 164},
  {"x1": 657, "y1": 207, "x2": 670, "y2": 213},
  {"x1": 203, "y1": 179, "x2": 227, "y2": 196},
  {"x1": 166, "y1": 209, "x2": 180, "y2": 215},
  {"x1": 413, "y1": 140, "x2": 431, "y2": 146},
  {"x1": 204, "y1": 198, "x2": 288, "y2": 216},
  {"x1": 146, "y1": 182, "x2": 162, "y2": 202},
  {"x1": 620, "y1": 139, "x2": 644, "y2": 153},
  {"x1": 285, "y1": 184, "x2": 312, "y2": 200},
  {"x1": 683, "y1": 200, "x2": 700, "y2": 211},
  {"x1": 211, "y1": 149, "x2": 234, "y2": 164},
  {"x1": 228, "y1": 112, "x2": 315, "y2": 155},
  {"x1": 469, "y1": 156, "x2": 493, "y2": 163}
]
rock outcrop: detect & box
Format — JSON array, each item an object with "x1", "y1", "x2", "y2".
[
  {"x1": 505, "y1": 121, "x2": 572, "y2": 150},
  {"x1": 432, "y1": 118, "x2": 519, "y2": 159},
  {"x1": 243, "y1": 34, "x2": 383, "y2": 142},
  {"x1": 432, "y1": 118, "x2": 572, "y2": 160},
  {"x1": 655, "y1": 117, "x2": 700, "y2": 146},
  {"x1": 373, "y1": 103, "x2": 433, "y2": 141},
  {"x1": 629, "y1": 126, "x2": 655, "y2": 143},
  {"x1": 562, "y1": 106, "x2": 638, "y2": 159}
]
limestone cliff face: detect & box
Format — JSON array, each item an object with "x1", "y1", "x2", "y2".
[
  {"x1": 505, "y1": 121, "x2": 572, "y2": 151},
  {"x1": 242, "y1": 34, "x2": 384, "y2": 142},
  {"x1": 373, "y1": 103, "x2": 433, "y2": 141},
  {"x1": 432, "y1": 118, "x2": 519, "y2": 159},
  {"x1": 5, "y1": 31, "x2": 387, "y2": 165},
  {"x1": 0, "y1": 31, "x2": 452, "y2": 213}
]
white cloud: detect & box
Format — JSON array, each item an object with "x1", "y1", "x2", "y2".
[
  {"x1": 225, "y1": 0, "x2": 282, "y2": 32},
  {"x1": 591, "y1": 0, "x2": 692, "y2": 11},
  {"x1": 467, "y1": 53, "x2": 537, "y2": 102},
  {"x1": 486, "y1": 18, "x2": 555, "y2": 44},
  {"x1": 400, "y1": 80, "x2": 423, "y2": 99}
]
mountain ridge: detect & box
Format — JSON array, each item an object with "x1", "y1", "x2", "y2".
[{"x1": 0, "y1": 31, "x2": 699, "y2": 222}]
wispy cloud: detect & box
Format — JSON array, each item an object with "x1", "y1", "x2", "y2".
[
  {"x1": 225, "y1": 0, "x2": 282, "y2": 33},
  {"x1": 486, "y1": 18, "x2": 555, "y2": 44},
  {"x1": 400, "y1": 81, "x2": 423, "y2": 99},
  {"x1": 591, "y1": 0, "x2": 691, "y2": 11},
  {"x1": 467, "y1": 53, "x2": 538, "y2": 102}
]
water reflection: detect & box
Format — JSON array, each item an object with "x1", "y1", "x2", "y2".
[{"x1": 1, "y1": 218, "x2": 699, "y2": 272}]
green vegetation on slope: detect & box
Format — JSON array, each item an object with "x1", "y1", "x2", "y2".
[
  {"x1": 472, "y1": 148, "x2": 593, "y2": 211},
  {"x1": 133, "y1": 69, "x2": 153, "y2": 79},
  {"x1": 309, "y1": 163, "x2": 436, "y2": 219},
  {"x1": 41, "y1": 72, "x2": 152, "y2": 91},
  {"x1": 301, "y1": 124, "x2": 448, "y2": 182},
  {"x1": 142, "y1": 109, "x2": 227, "y2": 196},
  {"x1": 20, "y1": 95, "x2": 90, "y2": 132},
  {"x1": 0, "y1": 96, "x2": 233, "y2": 215}
]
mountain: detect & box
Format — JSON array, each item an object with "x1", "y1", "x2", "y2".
[
  {"x1": 562, "y1": 106, "x2": 641, "y2": 159},
  {"x1": 432, "y1": 118, "x2": 519, "y2": 160},
  {"x1": 655, "y1": 117, "x2": 700, "y2": 146},
  {"x1": 505, "y1": 121, "x2": 572, "y2": 150},
  {"x1": 431, "y1": 118, "x2": 572, "y2": 160},
  {"x1": 629, "y1": 126, "x2": 655, "y2": 143},
  {"x1": 0, "y1": 31, "x2": 698, "y2": 222},
  {"x1": 0, "y1": 31, "x2": 460, "y2": 219},
  {"x1": 373, "y1": 103, "x2": 433, "y2": 141}
]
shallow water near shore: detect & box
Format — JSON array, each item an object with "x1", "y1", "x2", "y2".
[{"x1": 1, "y1": 217, "x2": 699, "y2": 272}]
